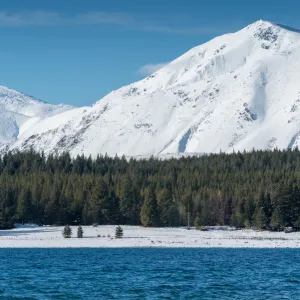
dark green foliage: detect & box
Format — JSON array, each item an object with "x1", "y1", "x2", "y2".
[
  {"x1": 77, "y1": 225, "x2": 83, "y2": 238},
  {"x1": 115, "y1": 225, "x2": 123, "y2": 239},
  {"x1": 254, "y1": 207, "x2": 267, "y2": 229},
  {"x1": 157, "y1": 183, "x2": 174, "y2": 226},
  {"x1": 17, "y1": 187, "x2": 32, "y2": 223},
  {"x1": 140, "y1": 186, "x2": 159, "y2": 226},
  {"x1": 62, "y1": 225, "x2": 72, "y2": 238},
  {"x1": 0, "y1": 149, "x2": 300, "y2": 230},
  {"x1": 230, "y1": 198, "x2": 245, "y2": 228},
  {"x1": 244, "y1": 198, "x2": 255, "y2": 227},
  {"x1": 270, "y1": 206, "x2": 284, "y2": 231},
  {"x1": 0, "y1": 183, "x2": 15, "y2": 229},
  {"x1": 294, "y1": 216, "x2": 300, "y2": 229},
  {"x1": 88, "y1": 178, "x2": 110, "y2": 224},
  {"x1": 119, "y1": 176, "x2": 141, "y2": 225},
  {"x1": 194, "y1": 216, "x2": 201, "y2": 229}
]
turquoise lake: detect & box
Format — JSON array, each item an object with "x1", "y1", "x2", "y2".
[{"x1": 1, "y1": 248, "x2": 300, "y2": 299}]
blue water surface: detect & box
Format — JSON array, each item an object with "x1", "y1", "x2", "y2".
[{"x1": 0, "y1": 248, "x2": 300, "y2": 299}]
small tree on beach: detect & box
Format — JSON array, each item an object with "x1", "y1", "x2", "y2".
[
  {"x1": 77, "y1": 225, "x2": 83, "y2": 238},
  {"x1": 115, "y1": 225, "x2": 123, "y2": 239},
  {"x1": 62, "y1": 225, "x2": 72, "y2": 238},
  {"x1": 194, "y1": 216, "x2": 201, "y2": 229}
]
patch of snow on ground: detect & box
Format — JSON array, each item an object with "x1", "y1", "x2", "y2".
[{"x1": 1, "y1": 225, "x2": 300, "y2": 248}]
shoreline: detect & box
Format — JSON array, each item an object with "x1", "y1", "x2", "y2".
[{"x1": 1, "y1": 225, "x2": 300, "y2": 248}]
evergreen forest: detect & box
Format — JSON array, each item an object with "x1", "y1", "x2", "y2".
[{"x1": 1, "y1": 149, "x2": 300, "y2": 231}]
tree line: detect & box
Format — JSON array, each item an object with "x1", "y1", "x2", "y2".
[{"x1": 0, "y1": 149, "x2": 300, "y2": 230}]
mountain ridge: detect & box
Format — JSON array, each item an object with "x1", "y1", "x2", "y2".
[
  {"x1": 2, "y1": 20, "x2": 300, "y2": 157},
  {"x1": 0, "y1": 86, "x2": 74, "y2": 148}
]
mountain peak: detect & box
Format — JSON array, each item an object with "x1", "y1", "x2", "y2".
[
  {"x1": 0, "y1": 85, "x2": 45, "y2": 105},
  {"x1": 249, "y1": 19, "x2": 274, "y2": 28},
  {"x1": 246, "y1": 20, "x2": 300, "y2": 35},
  {"x1": 0, "y1": 85, "x2": 73, "y2": 119},
  {"x1": 240, "y1": 20, "x2": 300, "y2": 45}
]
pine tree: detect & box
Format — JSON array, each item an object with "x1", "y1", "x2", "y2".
[
  {"x1": 89, "y1": 179, "x2": 109, "y2": 224},
  {"x1": 100, "y1": 191, "x2": 120, "y2": 224},
  {"x1": 157, "y1": 184, "x2": 173, "y2": 226},
  {"x1": 244, "y1": 198, "x2": 255, "y2": 226},
  {"x1": 119, "y1": 176, "x2": 140, "y2": 225},
  {"x1": 270, "y1": 206, "x2": 284, "y2": 231},
  {"x1": 0, "y1": 183, "x2": 15, "y2": 229},
  {"x1": 294, "y1": 216, "x2": 300, "y2": 229},
  {"x1": 62, "y1": 225, "x2": 72, "y2": 238},
  {"x1": 45, "y1": 184, "x2": 60, "y2": 225},
  {"x1": 17, "y1": 187, "x2": 32, "y2": 223},
  {"x1": 254, "y1": 207, "x2": 267, "y2": 229},
  {"x1": 274, "y1": 183, "x2": 292, "y2": 226},
  {"x1": 194, "y1": 216, "x2": 201, "y2": 229},
  {"x1": 231, "y1": 199, "x2": 245, "y2": 228},
  {"x1": 77, "y1": 225, "x2": 83, "y2": 238},
  {"x1": 263, "y1": 193, "x2": 273, "y2": 225},
  {"x1": 115, "y1": 225, "x2": 123, "y2": 239},
  {"x1": 167, "y1": 205, "x2": 180, "y2": 227},
  {"x1": 140, "y1": 186, "x2": 159, "y2": 226},
  {"x1": 290, "y1": 185, "x2": 300, "y2": 226}
]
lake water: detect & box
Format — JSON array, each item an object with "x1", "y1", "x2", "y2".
[{"x1": 1, "y1": 248, "x2": 300, "y2": 299}]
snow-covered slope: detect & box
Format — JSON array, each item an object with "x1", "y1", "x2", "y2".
[
  {"x1": 0, "y1": 86, "x2": 71, "y2": 117},
  {"x1": 4, "y1": 20, "x2": 300, "y2": 157},
  {"x1": 0, "y1": 86, "x2": 73, "y2": 149}
]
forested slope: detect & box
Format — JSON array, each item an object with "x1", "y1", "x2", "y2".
[{"x1": 0, "y1": 149, "x2": 300, "y2": 230}]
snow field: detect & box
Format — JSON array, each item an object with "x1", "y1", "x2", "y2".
[{"x1": 1, "y1": 225, "x2": 300, "y2": 248}]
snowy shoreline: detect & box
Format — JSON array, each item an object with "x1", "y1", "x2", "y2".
[{"x1": 1, "y1": 225, "x2": 300, "y2": 248}]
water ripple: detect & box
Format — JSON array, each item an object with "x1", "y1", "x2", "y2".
[{"x1": 1, "y1": 249, "x2": 300, "y2": 299}]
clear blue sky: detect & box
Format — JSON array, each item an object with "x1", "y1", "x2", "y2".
[{"x1": 0, "y1": 0, "x2": 298, "y2": 106}]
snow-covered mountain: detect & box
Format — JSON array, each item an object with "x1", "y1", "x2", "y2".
[
  {"x1": 3, "y1": 20, "x2": 300, "y2": 157},
  {"x1": 0, "y1": 86, "x2": 72, "y2": 149}
]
